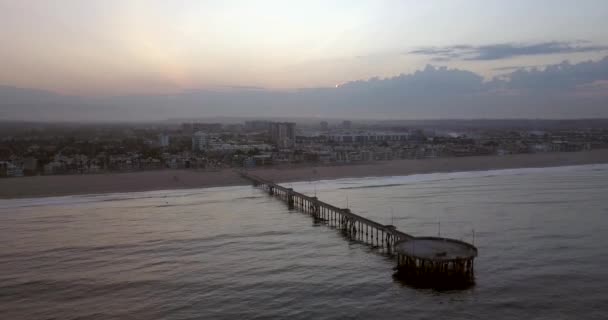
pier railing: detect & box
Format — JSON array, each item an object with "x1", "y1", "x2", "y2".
[
  {"x1": 240, "y1": 171, "x2": 477, "y2": 286},
  {"x1": 241, "y1": 172, "x2": 414, "y2": 253}
]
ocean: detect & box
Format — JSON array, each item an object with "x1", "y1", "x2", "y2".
[{"x1": 1, "y1": 164, "x2": 607, "y2": 319}]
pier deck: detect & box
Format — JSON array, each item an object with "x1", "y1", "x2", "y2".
[{"x1": 240, "y1": 171, "x2": 478, "y2": 286}]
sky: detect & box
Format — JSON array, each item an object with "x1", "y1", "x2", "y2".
[{"x1": 1, "y1": 0, "x2": 608, "y2": 120}]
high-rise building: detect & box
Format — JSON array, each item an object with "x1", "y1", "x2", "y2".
[
  {"x1": 269, "y1": 122, "x2": 296, "y2": 148},
  {"x1": 342, "y1": 120, "x2": 352, "y2": 129},
  {"x1": 192, "y1": 131, "x2": 209, "y2": 151}
]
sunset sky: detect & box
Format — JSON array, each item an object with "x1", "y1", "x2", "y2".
[{"x1": 2, "y1": 0, "x2": 608, "y2": 95}]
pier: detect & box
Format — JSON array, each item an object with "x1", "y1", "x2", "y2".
[{"x1": 240, "y1": 172, "x2": 478, "y2": 287}]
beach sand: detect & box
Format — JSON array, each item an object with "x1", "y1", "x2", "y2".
[{"x1": 2, "y1": 150, "x2": 608, "y2": 199}]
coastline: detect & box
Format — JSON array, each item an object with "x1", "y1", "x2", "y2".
[{"x1": 2, "y1": 149, "x2": 608, "y2": 199}]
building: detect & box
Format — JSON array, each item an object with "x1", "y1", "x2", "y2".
[
  {"x1": 192, "y1": 131, "x2": 209, "y2": 151},
  {"x1": 245, "y1": 120, "x2": 271, "y2": 131},
  {"x1": 159, "y1": 133, "x2": 170, "y2": 147},
  {"x1": 342, "y1": 120, "x2": 352, "y2": 129},
  {"x1": 327, "y1": 132, "x2": 409, "y2": 144},
  {"x1": 182, "y1": 122, "x2": 222, "y2": 134},
  {"x1": 0, "y1": 161, "x2": 24, "y2": 177},
  {"x1": 193, "y1": 123, "x2": 222, "y2": 132},
  {"x1": 269, "y1": 122, "x2": 296, "y2": 148},
  {"x1": 181, "y1": 123, "x2": 193, "y2": 134},
  {"x1": 23, "y1": 157, "x2": 38, "y2": 174},
  {"x1": 320, "y1": 121, "x2": 329, "y2": 131}
]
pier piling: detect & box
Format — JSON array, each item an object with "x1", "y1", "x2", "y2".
[{"x1": 239, "y1": 171, "x2": 478, "y2": 287}]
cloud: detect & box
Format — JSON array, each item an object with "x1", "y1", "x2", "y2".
[
  {"x1": 335, "y1": 65, "x2": 484, "y2": 96},
  {"x1": 2, "y1": 57, "x2": 608, "y2": 121},
  {"x1": 410, "y1": 41, "x2": 608, "y2": 61},
  {"x1": 492, "y1": 65, "x2": 547, "y2": 71},
  {"x1": 501, "y1": 56, "x2": 608, "y2": 90},
  {"x1": 335, "y1": 56, "x2": 608, "y2": 95},
  {"x1": 216, "y1": 85, "x2": 266, "y2": 90}
]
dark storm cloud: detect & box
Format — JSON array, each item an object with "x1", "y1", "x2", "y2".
[
  {"x1": 2, "y1": 57, "x2": 608, "y2": 121},
  {"x1": 410, "y1": 41, "x2": 608, "y2": 61}
]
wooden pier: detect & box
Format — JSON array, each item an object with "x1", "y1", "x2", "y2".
[{"x1": 241, "y1": 172, "x2": 478, "y2": 287}]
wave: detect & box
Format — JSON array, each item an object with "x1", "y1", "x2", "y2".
[
  {"x1": 300, "y1": 163, "x2": 608, "y2": 192},
  {"x1": 339, "y1": 183, "x2": 407, "y2": 190}
]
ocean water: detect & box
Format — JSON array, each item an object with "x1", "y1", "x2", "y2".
[{"x1": 1, "y1": 164, "x2": 608, "y2": 319}]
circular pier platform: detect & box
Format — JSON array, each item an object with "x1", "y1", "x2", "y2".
[{"x1": 394, "y1": 237, "x2": 478, "y2": 287}]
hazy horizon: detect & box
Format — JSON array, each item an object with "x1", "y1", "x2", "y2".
[{"x1": 1, "y1": 1, "x2": 608, "y2": 121}]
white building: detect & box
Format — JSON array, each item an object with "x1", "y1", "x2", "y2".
[
  {"x1": 159, "y1": 133, "x2": 170, "y2": 147},
  {"x1": 1, "y1": 161, "x2": 24, "y2": 177},
  {"x1": 192, "y1": 131, "x2": 209, "y2": 151}
]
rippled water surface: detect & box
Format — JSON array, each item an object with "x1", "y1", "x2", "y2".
[{"x1": 2, "y1": 165, "x2": 608, "y2": 319}]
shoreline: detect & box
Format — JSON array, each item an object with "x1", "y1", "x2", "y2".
[{"x1": 2, "y1": 150, "x2": 608, "y2": 199}]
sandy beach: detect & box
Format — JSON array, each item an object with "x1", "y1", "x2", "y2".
[{"x1": 2, "y1": 150, "x2": 608, "y2": 199}]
